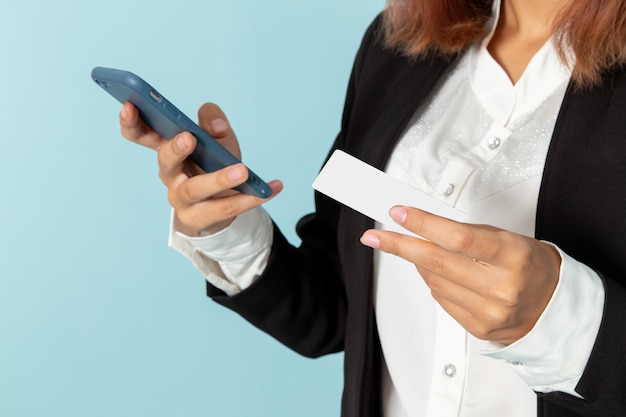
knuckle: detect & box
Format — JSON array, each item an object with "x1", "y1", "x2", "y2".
[
  {"x1": 215, "y1": 199, "x2": 241, "y2": 219},
  {"x1": 175, "y1": 210, "x2": 203, "y2": 230},
  {"x1": 425, "y1": 275, "x2": 445, "y2": 293},
  {"x1": 504, "y1": 233, "x2": 533, "y2": 262},
  {"x1": 178, "y1": 182, "x2": 202, "y2": 203},
  {"x1": 481, "y1": 305, "x2": 518, "y2": 339},
  {"x1": 166, "y1": 188, "x2": 179, "y2": 207},
  {"x1": 175, "y1": 209, "x2": 192, "y2": 226},
  {"x1": 216, "y1": 169, "x2": 235, "y2": 188},
  {"x1": 374, "y1": 232, "x2": 402, "y2": 255},
  {"x1": 449, "y1": 229, "x2": 476, "y2": 252},
  {"x1": 409, "y1": 213, "x2": 427, "y2": 234},
  {"x1": 382, "y1": 236, "x2": 401, "y2": 254},
  {"x1": 424, "y1": 252, "x2": 446, "y2": 273},
  {"x1": 119, "y1": 117, "x2": 138, "y2": 138},
  {"x1": 488, "y1": 278, "x2": 523, "y2": 305},
  {"x1": 471, "y1": 322, "x2": 495, "y2": 340},
  {"x1": 485, "y1": 305, "x2": 511, "y2": 327},
  {"x1": 469, "y1": 313, "x2": 505, "y2": 340},
  {"x1": 157, "y1": 160, "x2": 169, "y2": 178},
  {"x1": 158, "y1": 169, "x2": 167, "y2": 185},
  {"x1": 516, "y1": 242, "x2": 535, "y2": 265},
  {"x1": 156, "y1": 146, "x2": 170, "y2": 168},
  {"x1": 119, "y1": 126, "x2": 133, "y2": 140}
]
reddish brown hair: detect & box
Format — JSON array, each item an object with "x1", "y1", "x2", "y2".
[{"x1": 382, "y1": 0, "x2": 626, "y2": 87}]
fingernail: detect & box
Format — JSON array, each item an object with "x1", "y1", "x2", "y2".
[
  {"x1": 176, "y1": 135, "x2": 190, "y2": 152},
  {"x1": 120, "y1": 109, "x2": 128, "y2": 120},
  {"x1": 210, "y1": 118, "x2": 228, "y2": 132},
  {"x1": 390, "y1": 206, "x2": 407, "y2": 224},
  {"x1": 270, "y1": 180, "x2": 284, "y2": 193},
  {"x1": 228, "y1": 165, "x2": 246, "y2": 181},
  {"x1": 360, "y1": 232, "x2": 380, "y2": 249}
]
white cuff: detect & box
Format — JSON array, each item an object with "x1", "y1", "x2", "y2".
[
  {"x1": 168, "y1": 208, "x2": 273, "y2": 296},
  {"x1": 481, "y1": 245, "x2": 605, "y2": 398}
]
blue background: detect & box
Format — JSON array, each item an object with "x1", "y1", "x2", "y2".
[{"x1": 0, "y1": 0, "x2": 383, "y2": 416}]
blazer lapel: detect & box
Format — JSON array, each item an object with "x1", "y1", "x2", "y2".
[
  {"x1": 344, "y1": 52, "x2": 455, "y2": 170},
  {"x1": 337, "y1": 50, "x2": 455, "y2": 417},
  {"x1": 536, "y1": 67, "x2": 626, "y2": 278}
]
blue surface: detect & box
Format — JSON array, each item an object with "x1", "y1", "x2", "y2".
[{"x1": 0, "y1": 0, "x2": 384, "y2": 416}]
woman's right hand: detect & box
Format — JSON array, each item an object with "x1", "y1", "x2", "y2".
[{"x1": 119, "y1": 101, "x2": 283, "y2": 236}]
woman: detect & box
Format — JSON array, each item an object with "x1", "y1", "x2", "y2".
[{"x1": 119, "y1": 0, "x2": 626, "y2": 415}]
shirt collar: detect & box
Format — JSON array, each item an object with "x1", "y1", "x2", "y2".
[{"x1": 469, "y1": 0, "x2": 573, "y2": 125}]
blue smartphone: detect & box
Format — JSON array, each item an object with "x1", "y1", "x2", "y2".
[{"x1": 91, "y1": 66, "x2": 272, "y2": 198}]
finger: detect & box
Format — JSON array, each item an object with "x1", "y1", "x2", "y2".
[
  {"x1": 422, "y1": 273, "x2": 484, "y2": 329},
  {"x1": 172, "y1": 163, "x2": 254, "y2": 205},
  {"x1": 197, "y1": 103, "x2": 242, "y2": 158},
  {"x1": 197, "y1": 103, "x2": 232, "y2": 137},
  {"x1": 157, "y1": 132, "x2": 198, "y2": 184},
  {"x1": 361, "y1": 227, "x2": 526, "y2": 344},
  {"x1": 174, "y1": 180, "x2": 284, "y2": 231},
  {"x1": 361, "y1": 228, "x2": 488, "y2": 288},
  {"x1": 430, "y1": 294, "x2": 505, "y2": 341},
  {"x1": 389, "y1": 206, "x2": 509, "y2": 265},
  {"x1": 119, "y1": 102, "x2": 165, "y2": 149},
  {"x1": 419, "y1": 266, "x2": 494, "y2": 314}
]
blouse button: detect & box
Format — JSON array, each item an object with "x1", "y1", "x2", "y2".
[
  {"x1": 487, "y1": 137, "x2": 501, "y2": 150},
  {"x1": 442, "y1": 183, "x2": 455, "y2": 197},
  {"x1": 442, "y1": 364, "x2": 457, "y2": 378}
]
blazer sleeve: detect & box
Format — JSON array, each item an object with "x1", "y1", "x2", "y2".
[
  {"x1": 535, "y1": 66, "x2": 626, "y2": 416},
  {"x1": 537, "y1": 276, "x2": 626, "y2": 417}
]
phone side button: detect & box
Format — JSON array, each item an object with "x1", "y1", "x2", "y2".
[
  {"x1": 177, "y1": 115, "x2": 191, "y2": 129},
  {"x1": 164, "y1": 102, "x2": 178, "y2": 116}
]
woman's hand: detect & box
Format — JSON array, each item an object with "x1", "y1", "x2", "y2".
[
  {"x1": 119, "y1": 101, "x2": 283, "y2": 236},
  {"x1": 360, "y1": 206, "x2": 561, "y2": 346}
]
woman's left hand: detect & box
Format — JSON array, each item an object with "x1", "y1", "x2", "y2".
[{"x1": 360, "y1": 206, "x2": 561, "y2": 346}]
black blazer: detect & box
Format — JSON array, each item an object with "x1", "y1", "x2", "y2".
[{"x1": 207, "y1": 16, "x2": 626, "y2": 417}]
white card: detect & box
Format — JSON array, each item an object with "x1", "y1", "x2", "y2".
[{"x1": 312, "y1": 150, "x2": 467, "y2": 228}]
